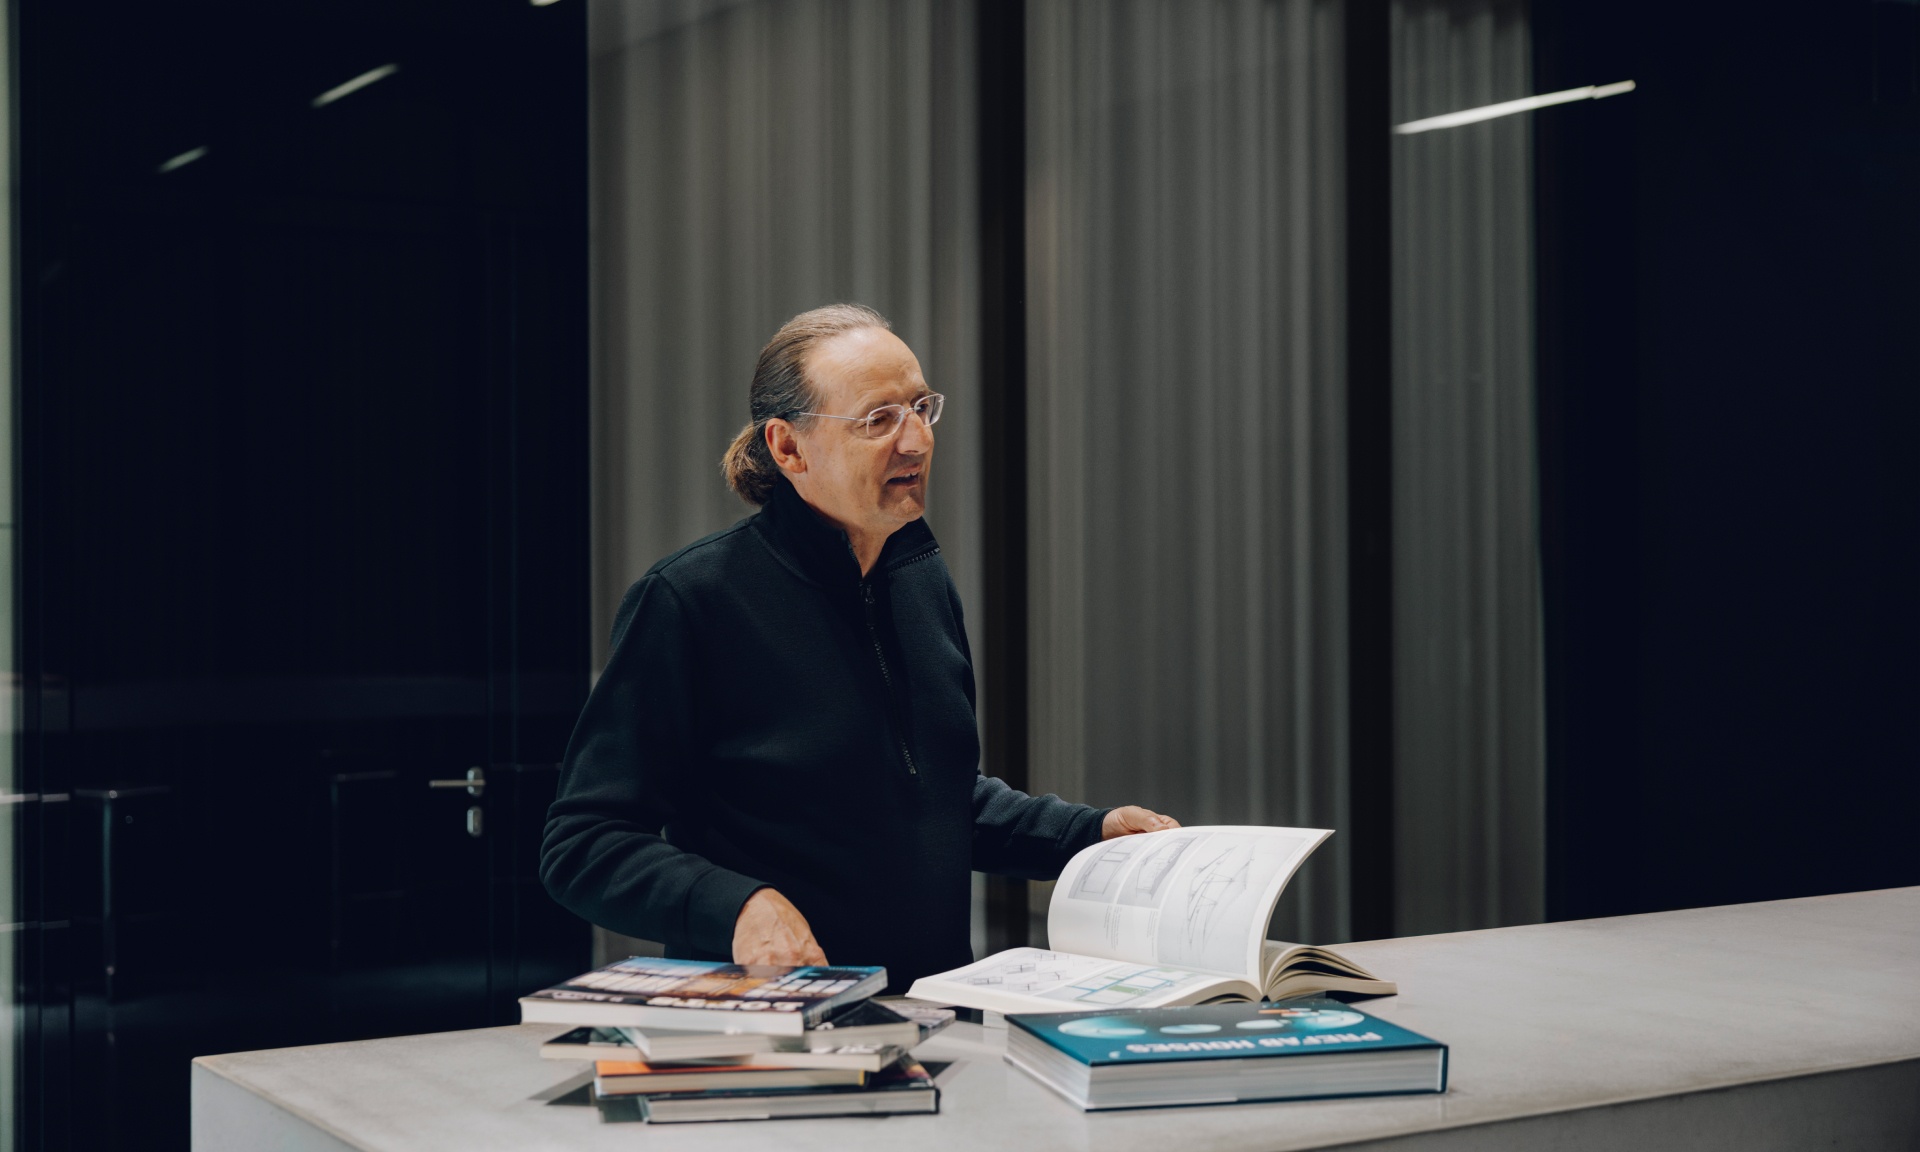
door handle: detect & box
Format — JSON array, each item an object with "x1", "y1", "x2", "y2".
[{"x1": 427, "y1": 767, "x2": 486, "y2": 796}]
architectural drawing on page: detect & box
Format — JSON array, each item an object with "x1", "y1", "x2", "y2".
[
  {"x1": 1039, "y1": 963, "x2": 1215, "y2": 1007},
  {"x1": 958, "y1": 950, "x2": 1091, "y2": 995},
  {"x1": 1045, "y1": 826, "x2": 1330, "y2": 980},
  {"x1": 1068, "y1": 839, "x2": 1141, "y2": 900},
  {"x1": 1181, "y1": 843, "x2": 1252, "y2": 953},
  {"x1": 1150, "y1": 831, "x2": 1312, "y2": 975},
  {"x1": 933, "y1": 948, "x2": 1218, "y2": 1008},
  {"x1": 1116, "y1": 834, "x2": 1195, "y2": 908}
]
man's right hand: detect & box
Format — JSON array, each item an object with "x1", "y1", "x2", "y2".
[{"x1": 731, "y1": 888, "x2": 828, "y2": 967}]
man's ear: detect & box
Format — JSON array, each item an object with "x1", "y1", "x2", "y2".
[{"x1": 765, "y1": 418, "x2": 807, "y2": 477}]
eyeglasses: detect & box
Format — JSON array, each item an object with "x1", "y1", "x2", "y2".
[{"x1": 787, "y1": 392, "x2": 944, "y2": 439}]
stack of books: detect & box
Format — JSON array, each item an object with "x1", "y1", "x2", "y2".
[{"x1": 521, "y1": 956, "x2": 952, "y2": 1123}]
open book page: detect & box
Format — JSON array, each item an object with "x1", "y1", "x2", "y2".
[
  {"x1": 903, "y1": 948, "x2": 1250, "y2": 1015},
  {"x1": 1045, "y1": 826, "x2": 1332, "y2": 984},
  {"x1": 1259, "y1": 941, "x2": 1396, "y2": 998}
]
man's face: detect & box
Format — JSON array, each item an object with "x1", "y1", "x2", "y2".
[{"x1": 783, "y1": 327, "x2": 934, "y2": 542}]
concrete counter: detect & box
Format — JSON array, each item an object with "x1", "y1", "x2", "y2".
[{"x1": 192, "y1": 887, "x2": 1920, "y2": 1151}]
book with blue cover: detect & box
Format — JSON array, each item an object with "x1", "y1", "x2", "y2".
[
  {"x1": 519, "y1": 956, "x2": 887, "y2": 1036},
  {"x1": 1006, "y1": 998, "x2": 1447, "y2": 1110}
]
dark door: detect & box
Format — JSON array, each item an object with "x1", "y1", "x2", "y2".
[{"x1": 15, "y1": 2, "x2": 591, "y2": 1149}]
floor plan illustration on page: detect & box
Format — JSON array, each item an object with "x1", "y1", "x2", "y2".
[
  {"x1": 943, "y1": 949, "x2": 1218, "y2": 1008},
  {"x1": 958, "y1": 951, "x2": 1093, "y2": 996}
]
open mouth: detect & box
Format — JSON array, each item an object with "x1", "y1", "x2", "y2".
[{"x1": 885, "y1": 470, "x2": 922, "y2": 488}]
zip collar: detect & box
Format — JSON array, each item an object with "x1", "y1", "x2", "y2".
[{"x1": 752, "y1": 477, "x2": 938, "y2": 589}]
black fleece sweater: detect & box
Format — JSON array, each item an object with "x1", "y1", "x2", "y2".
[{"x1": 541, "y1": 479, "x2": 1107, "y2": 991}]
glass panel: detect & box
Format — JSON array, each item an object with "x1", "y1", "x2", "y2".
[{"x1": 0, "y1": 0, "x2": 18, "y2": 1140}]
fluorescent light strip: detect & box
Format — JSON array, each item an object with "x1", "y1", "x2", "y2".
[
  {"x1": 531, "y1": 0, "x2": 563, "y2": 6},
  {"x1": 312, "y1": 63, "x2": 400, "y2": 109},
  {"x1": 1393, "y1": 79, "x2": 1635, "y2": 135},
  {"x1": 157, "y1": 146, "x2": 209, "y2": 174}
]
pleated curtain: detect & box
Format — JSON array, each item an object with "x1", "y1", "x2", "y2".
[
  {"x1": 1389, "y1": 0, "x2": 1546, "y2": 934},
  {"x1": 587, "y1": 0, "x2": 981, "y2": 960},
  {"x1": 1024, "y1": 0, "x2": 1352, "y2": 947},
  {"x1": 586, "y1": 0, "x2": 1549, "y2": 954},
  {"x1": 588, "y1": 0, "x2": 982, "y2": 673}
]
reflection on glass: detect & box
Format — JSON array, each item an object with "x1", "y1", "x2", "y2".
[
  {"x1": 1393, "y1": 77, "x2": 1633, "y2": 134},
  {"x1": 156, "y1": 145, "x2": 210, "y2": 175},
  {"x1": 311, "y1": 63, "x2": 401, "y2": 109},
  {"x1": 1, "y1": 0, "x2": 17, "y2": 1144}
]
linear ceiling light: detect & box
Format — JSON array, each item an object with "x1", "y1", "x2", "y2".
[
  {"x1": 157, "y1": 146, "x2": 209, "y2": 174},
  {"x1": 1393, "y1": 80, "x2": 1636, "y2": 135},
  {"x1": 312, "y1": 63, "x2": 400, "y2": 109}
]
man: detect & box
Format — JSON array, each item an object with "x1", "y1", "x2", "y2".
[{"x1": 542, "y1": 303, "x2": 1176, "y2": 989}]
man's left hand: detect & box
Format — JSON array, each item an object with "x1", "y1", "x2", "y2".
[{"x1": 1101, "y1": 806, "x2": 1180, "y2": 839}]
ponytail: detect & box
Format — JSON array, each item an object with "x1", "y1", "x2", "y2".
[{"x1": 722, "y1": 421, "x2": 782, "y2": 507}]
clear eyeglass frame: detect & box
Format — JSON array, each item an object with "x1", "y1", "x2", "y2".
[{"x1": 787, "y1": 392, "x2": 944, "y2": 439}]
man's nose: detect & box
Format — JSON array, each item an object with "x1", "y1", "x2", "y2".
[{"x1": 896, "y1": 409, "x2": 934, "y2": 453}]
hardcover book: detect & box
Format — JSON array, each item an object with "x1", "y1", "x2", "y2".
[
  {"x1": 541, "y1": 1027, "x2": 903, "y2": 1072},
  {"x1": 722, "y1": 1045, "x2": 905, "y2": 1073},
  {"x1": 636, "y1": 1056, "x2": 940, "y2": 1123},
  {"x1": 1006, "y1": 998, "x2": 1446, "y2": 1110},
  {"x1": 593, "y1": 1058, "x2": 865, "y2": 1097},
  {"x1": 907, "y1": 826, "x2": 1394, "y2": 1013},
  {"x1": 519, "y1": 956, "x2": 887, "y2": 1036},
  {"x1": 825, "y1": 1000, "x2": 956, "y2": 1046},
  {"x1": 539, "y1": 1027, "x2": 637, "y2": 1061},
  {"x1": 621, "y1": 997, "x2": 950, "y2": 1062}
]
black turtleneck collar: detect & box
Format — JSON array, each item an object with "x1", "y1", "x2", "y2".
[{"x1": 751, "y1": 477, "x2": 937, "y2": 589}]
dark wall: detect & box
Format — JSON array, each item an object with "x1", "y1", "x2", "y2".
[
  {"x1": 16, "y1": 2, "x2": 590, "y2": 1148},
  {"x1": 1537, "y1": 0, "x2": 1920, "y2": 919}
]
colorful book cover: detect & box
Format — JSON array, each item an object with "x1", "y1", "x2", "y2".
[
  {"x1": 592, "y1": 1058, "x2": 865, "y2": 1095},
  {"x1": 1010, "y1": 998, "x2": 1446, "y2": 1081},
  {"x1": 521, "y1": 956, "x2": 887, "y2": 1029}
]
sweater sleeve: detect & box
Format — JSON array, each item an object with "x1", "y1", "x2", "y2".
[
  {"x1": 540, "y1": 575, "x2": 767, "y2": 956},
  {"x1": 945, "y1": 577, "x2": 1110, "y2": 877},
  {"x1": 970, "y1": 774, "x2": 1110, "y2": 879}
]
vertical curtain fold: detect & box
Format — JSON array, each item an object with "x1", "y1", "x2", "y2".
[
  {"x1": 588, "y1": 0, "x2": 979, "y2": 957},
  {"x1": 1025, "y1": 0, "x2": 1350, "y2": 946},
  {"x1": 590, "y1": 0, "x2": 980, "y2": 675},
  {"x1": 588, "y1": 0, "x2": 1548, "y2": 951},
  {"x1": 1389, "y1": 0, "x2": 1545, "y2": 934}
]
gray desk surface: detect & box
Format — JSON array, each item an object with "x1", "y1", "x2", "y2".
[{"x1": 192, "y1": 888, "x2": 1920, "y2": 1152}]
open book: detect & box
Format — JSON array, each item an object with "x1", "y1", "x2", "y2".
[{"x1": 906, "y1": 826, "x2": 1394, "y2": 1014}]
